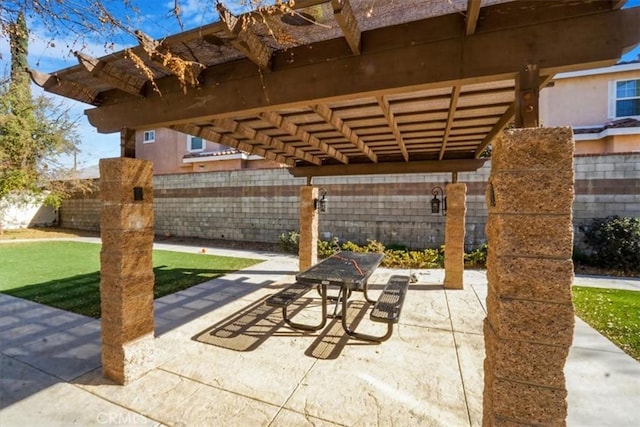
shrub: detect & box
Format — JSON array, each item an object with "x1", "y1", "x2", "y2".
[
  {"x1": 465, "y1": 243, "x2": 488, "y2": 268},
  {"x1": 318, "y1": 237, "x2": 340, "y2": 258},
  {"x1": 339, "y1": 239, "x2": 385, "y2": 253},
  {"x1": 381, "y1": 248, "x2": 442, "y2": 268},
  {"x1": 279, "y1": 231, "x2": 299, "y2": 254},
  {"x1": 580, "y1": 216, "x2": 640, "y2": 274},
  {"x1": 279, "y1": 233, "x2": 487, "y2": 270}
]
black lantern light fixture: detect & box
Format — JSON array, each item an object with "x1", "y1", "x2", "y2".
[
  {"x1": 315, "y1": 188, "x2": 328, "y2": 213},
  {"x1": 431, "y1": 186, "x2": 447, "y2": 215}
]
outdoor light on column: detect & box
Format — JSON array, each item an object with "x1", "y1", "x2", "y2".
[
  {"x1": 315, "y1": 188, "x2": 328, "y2": 213},
  {"x1": 431, "y1": 186, "x2": 447, "y2": 216}
]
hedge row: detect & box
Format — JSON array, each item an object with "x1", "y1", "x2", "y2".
[{"x1": 279, "y1": 231, "x2": 487, "y2": 269}]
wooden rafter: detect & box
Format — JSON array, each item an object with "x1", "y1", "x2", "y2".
[
  {"x1": 474, "y1": 103, "x2": 514, "y2": 158},
  {"x1": 439, "y1": 85, "x2": 462, "y2": 160},
  {"x1": 75, "y1": 52, "x2": 145, "y2": 96},
  {"x1": 465, "y1": 0, "x2": 482, "y2": 36},
  {"x1": 260, "y1": 111, "x2": 349, "y2": 164},
  {"x1": 331, "y1": 0, "x2": 361, "y2": 55},
  {"x1": 171, "y1": 124, "x2": 295, "y2": 166},
  {"x1": 28, "y1": 69, "x2": 100, "y2": 105},
  {"x1": 217, "y1": 3, "x2": 271, "y2": 71},
  {"x1": 86, "y1": 7, "x2": 640, "y2": 133},
  {"x1": 376, "y1": 96, "x2": 409, "y2": 161},
  {"x1": 134, "y1": 30, "x2": 205, "y2": 85},
  {"x1": 289, "y1": 159, "x2": 488, "y2": 178},
  {"x1": 312, "y1": 104, "x2": 377, "y2": 162},
  {"x1": 213, "y1": 118, "x2": 322, "y2": 165}
]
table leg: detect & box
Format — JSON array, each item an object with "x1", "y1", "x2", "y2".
[
  {"x1": 282, "y1": 285, "x2": 328, "y2": 331},
  {"x1": 340, "y1": 286, "x2": 393, "y2": 342},
  {"x1": 362, "y1": 281, "x2": 377, "y2": 304}
]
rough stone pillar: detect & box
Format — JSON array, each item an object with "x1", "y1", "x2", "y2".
[
  {"x1": 443, "y1": 183, "x2": 467, "y2": 289},
  {"x1": 99, "y1": 158, "x2": 155, "y2": 384},
  {"x1": 483, "y1": 128, "x2": 575, "y2": 426},
  {"x1": 299, "y1": 186, "x2": 318, "y2": 271}
]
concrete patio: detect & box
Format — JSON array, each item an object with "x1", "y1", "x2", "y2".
[{"x1": 1, "y1": 240, "x2": 639, "y2": 426}]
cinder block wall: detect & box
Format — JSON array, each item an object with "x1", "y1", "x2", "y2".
[{"x1": 59, "y1": 153, "x2": 640, "y2": 250}]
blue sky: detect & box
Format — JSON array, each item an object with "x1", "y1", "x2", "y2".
[
  {"x1": 1, "y1": 0, "x2": 639, "y2": 169},
  {"x1": 0, "y1": 1, "x2": 248, "y2": 169}
]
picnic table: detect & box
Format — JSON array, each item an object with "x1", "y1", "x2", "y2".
[{"x1": 267, "y1": 251, "x2": 410, "y2": 342}]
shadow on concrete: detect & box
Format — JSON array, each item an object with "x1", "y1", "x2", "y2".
[{"x1": 191, "y1": 295, "x2": 316, "y2": 351}]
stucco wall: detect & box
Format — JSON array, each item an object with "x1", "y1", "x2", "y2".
[
  {"x1": 0, "y1": 193, "x2": 59, "y2": 230},
  {"x1": 135, "y1": 128, "x2": 285, "y2": 174},
  {"x1": 59, "y1": 154, "x2": 640, "y2": 250},
  {"x1": 540, "y1": 66, "x2": 640, "y2": 127}
]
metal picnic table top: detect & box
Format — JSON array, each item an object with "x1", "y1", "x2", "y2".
[{"x1": 295, "y1": 251, "x2": 385, "y2": 290}]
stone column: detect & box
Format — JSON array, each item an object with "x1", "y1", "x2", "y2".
[
  {"x1": 483, "y1": 128, "x2": 575, "y2": 426},
  {"x1": 99, "y1": 157, "x2": 155, "y2": 384},
  {"x1": 443, "y1": 183, "x2": 467, "y2": 289},
  {"x1": 299, "y1": 186, "x2": 318, "y2": 271}
]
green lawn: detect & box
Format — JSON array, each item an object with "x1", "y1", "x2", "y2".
[
  {"x1": 572, "y1": 286, "x2": 640, "y2": 361},
  {"x1": 0, "y1": 241, "x2": 261, "y2": 318}
]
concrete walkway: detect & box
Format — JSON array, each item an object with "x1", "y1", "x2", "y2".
[{"x1": 0, "y1": 240, "x2": 638, "y2": 426}]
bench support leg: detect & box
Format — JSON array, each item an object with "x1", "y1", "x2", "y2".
[
  {"x1": 339, "y1": 287, "x2": 394, "y2": 342},
  {"x1": 282, "y1": 286, "x2": 328, "y2": 331}
]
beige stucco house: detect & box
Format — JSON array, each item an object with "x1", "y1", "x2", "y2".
[
  {"x1": 540, "y1": 59, "x2": 640, "y2": 154},
  {"x1": 135, "y1": 127, "x2": 285, "y2": 174}
]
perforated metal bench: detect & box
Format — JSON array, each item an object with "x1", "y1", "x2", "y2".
[
  {"x1": 370, "y1": 275, "x2": 410, "y2": 324},
  {"x1": 266, "y1": 282, "x2": 314, "y2": 308},
  {"x1": 266, "y1": 282, "x2": 327, "y2": 331},
  {"x1": 341, "y1": 274, "x2": 410, "y2": 342}
]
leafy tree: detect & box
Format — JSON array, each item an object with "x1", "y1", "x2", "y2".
[{"x1": 0, "y1": 13, "x2": 86, "y2": 208}]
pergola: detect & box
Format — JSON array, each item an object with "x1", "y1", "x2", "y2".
[{"x1": 33, "y1": 1, "x2": 639, "y2": 425}]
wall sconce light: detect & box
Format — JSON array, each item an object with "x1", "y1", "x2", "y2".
[
  {"x1": 133, "y1": 187, "x2": 144, "y2": 202},
  {"x1": 315, "y1": 188, "x2": 328, "y2": 213},
  {"x1": 431, "y1": 186, "x2": 446, "y2": 216}
]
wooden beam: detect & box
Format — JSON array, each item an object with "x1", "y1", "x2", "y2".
[
  {"x1": 213, "y1": 117, "x2": 322, "y2": 165},
  {"x1": 217, "y1": 3, "x2": 271, "y2": 71},
  {"x1": 75, "y1": 52, "x2": 145, "y2": 96},
  {"x1": 29, "y1": 69, "x2": 100, "y2": 105},
  {"x1": 289, "y1": 159, "x2": 488, "y2": 178},
  {"x1": 171, "y1": 124, "x2": 295, "y2": 166},
  {"x1": 439, "y1": 85, "x2": 461, "y2": 160},
  {"x1": 377, "y1": 96, "x2": 409, "y2": 161},
  {"x1": 312, "y1": 104, "x2": 377, "y2": 162},
  {"x1": 514, "y1": 64, "x2": 539, "y2": 128},
  {"x1": 86, "y1": 7, "x2": 640, "y2": 133},
  {"x1": 465, "y1": 0, "x2": 482, "y2": 36},
  {"x1": 260, "y1": 111, "x2": 349, "y2": 164},
  {"x1": 331, "y1": 0, "x2": 361, "y2": 55},
  {"x1": 612, "y1": 0, "x2": 627, "y2": 9}
]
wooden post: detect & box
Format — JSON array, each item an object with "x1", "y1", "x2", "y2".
[
  {"x1": 514, "y1": 64, "x2": 540, "y2": 128},
  {"x1": 121, "y1": 127, "x2": 136, "y2": 158}
]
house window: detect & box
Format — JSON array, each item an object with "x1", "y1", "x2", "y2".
[
  {"x1": 612, "y1": 79, "x2": 640, "y2": 118},
  {"x1": 143, "y1": 130, "x2": 155, "y2": 143},
  {"x1": 189, "y1": 136, "x2": 204, "y2": 152}
]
